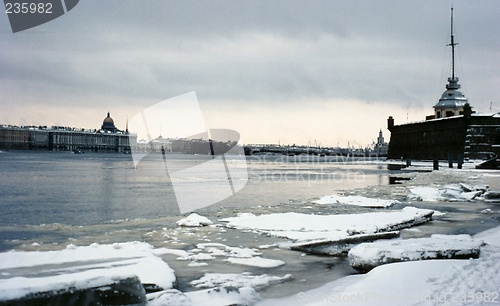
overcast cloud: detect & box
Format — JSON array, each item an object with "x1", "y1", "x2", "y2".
[{"x1": 1, "y1": 0, "x2": 499, "y2": 146}]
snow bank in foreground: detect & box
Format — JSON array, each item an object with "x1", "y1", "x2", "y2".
[
  {"x1": 348, "y1": 234, "x2": 483, "y2": 271},
  {"x1": 220, "y1": 207, "x2": 434, "y2": 242},
  {"x1": 0, "y1": 242, "x2": 176, "y2": 301},
  {"x1": 256, "y1": 225, "x2": 500, "y2": 306},
  {"x1": 313, "y1": 194, "x2": 397, "y2": 208},
  {"x1": 177, "y1": 213, "x2": 213, "y2": 227}
]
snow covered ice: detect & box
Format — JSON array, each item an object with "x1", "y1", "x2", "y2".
[
  {"x1": 219, "y1": 207, "x2": 434, "y2": 242},
  {"x1": 408, "y1": 184, "x2": 487, "y2": 202},
  {"x1": 176, "y1": 213, "x2": 214, "y2": 227},
  {"x1": 176, "y1": 242, "x2": 285, "y2": 268},
  {"x1": 313, "y1": 193, "x2": 398, "y2": 207},
  {"x1": 348, "y1": 234, "x2": 483, "y2": 271},
  {"x1": 190, "y1": 272, "x2": 293, "y2": 290},
  {"x1": 0, "y1": 242, "x2": 176, "y2": 303}
]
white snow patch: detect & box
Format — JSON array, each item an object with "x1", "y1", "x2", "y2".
[
  {"x1": 153, "y1": 248, "x2": 189, "y2": 258},
  {"x1": 313, "y1": 194, "x2": 397, "y2": 208},
  {"x1": 258, "y1": 243, "x2": 278, "y2": 249},
  {"x1": 409, "y1": 183, "x2": 486, "y2": 202},
  {"x1": 348, "y1": 234, "x2": 483, "y2": 270},
  {"x1": 178, "y1": 243, "x2": 262, "y2": 261},
  {"x1": 176, "y1": 242, "x2": 283, "y2": 268},
  {"x1": 190, "y1": 272, "x2": 293, "y2": 290},
  {"x1": 177, "y1": 213, "x2": 213, "y2": 227},
  {"x1": 188, "y1": 261, "x2": 209, "y2": 267},
  {"x1": 0, "y1": 242, "x2": 176, "y2": 301},
  {"x1": 220, "y1": 207, "x2": 434, "y2": 242},
  {"x1": 408, "y1": 186, "x2": 444, "y2": 201},
  {"x1": 226, "y1": 257, "x2": 285, "y2": 268},
  {"x1": 474, "y1": 225, "x2": 500, "y2": 247},
  {"x1": 481, "y1": 208, "x2": 494, "y2": 214}
]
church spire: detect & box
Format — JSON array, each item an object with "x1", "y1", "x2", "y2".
[
  {"x1": 445, "y1": 7, "x2": 460, "y2": 91},
  {"x1": 448, "y1": 7, "x2": 457, "y2": 80},
  {"x1": 433, "y1": 7, "x2": 469, "y2": 119}
]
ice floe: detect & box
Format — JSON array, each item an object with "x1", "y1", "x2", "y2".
[
  {"x1": 176, "y1": 242, "x2": 284, "y2": 268},
  {"x1": 290, "y1": 231, "x2": 400, "y2": 256},
  {"x1": 219, "y1": 207, "x2": 434, "y2": 242},
  {"x1": 313, "y1": 194, "x2": 397, "y2": 208},
  {"x1": 483, "y1": 191, "x2": 500, "y2": 203},
  {"x1": 0, "y1": 242, "x2": 176, "y2": 303},
  {"x1": 190, "y1": 272, "x2": 293, "y2": 290},
  {"x1": 176, "y1": 213, "x2": 214, "y2": 227},
  {"x1": 348, "y1": 234, "x2": 483, "y2": 271},
  {"x1": 408, "y1": 183, "x2": 488, "y2": 202},
  {"x1": 227, "y1": 257, "x2": 285, "y2": 268}
]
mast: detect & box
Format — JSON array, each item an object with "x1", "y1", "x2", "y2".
[
  {"x1": 448, "y1": 7, "x2": 458, "y2": 80},
  {"x1": 434, "y1": 6, "x2": 469, "y2": 118}
]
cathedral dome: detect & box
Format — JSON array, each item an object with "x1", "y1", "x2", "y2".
[
  {"x1": 435, "y1": 90, "x2": 467, "y2": 108},
  {"x1": 103, "y1": 114, "x2": 114, "y2": 124},
  {"x1": 101, "y1": 112, "x2": 117, "y2": 132}
]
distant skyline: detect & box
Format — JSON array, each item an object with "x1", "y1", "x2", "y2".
[{"x1": 1, "y1": 1, "x2": 499, "y2": 147}]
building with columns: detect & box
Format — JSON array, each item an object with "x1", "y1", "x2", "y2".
[{"x1": 0, "y1": 112, "x2": 136, "y2": 152}]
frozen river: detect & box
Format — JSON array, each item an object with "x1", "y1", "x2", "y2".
[{"x1": 0, "y1": 151, "x2": 499, "y2": 303}]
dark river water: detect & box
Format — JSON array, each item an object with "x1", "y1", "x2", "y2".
[{"x1": 0, "y1": 151, "x2": 392, "y2": 227}]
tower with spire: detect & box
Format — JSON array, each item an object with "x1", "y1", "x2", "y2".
[
  {"x1": 387, "y1": 7, "x2": 499, "y2": 162},
  {"x1": 433, "y1": 7, "x2": 470, "y2": 119}
]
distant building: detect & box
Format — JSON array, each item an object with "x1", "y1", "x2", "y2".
[
  {"x1": 0, "y1": 112, "x2": 136, "y2": 152},
  {"x1": 374, "y1": 130, "x2": 388, "y2": 156},
  {"x1": 150, "y1": 136, "x2": 173, "y2": 152}
]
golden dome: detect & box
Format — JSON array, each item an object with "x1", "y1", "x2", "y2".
[
  {"x1": 101, "y1": 112, "x2": 117, "y2": 132},
  {"x1": 103, "y1": 112, "x2": 114, "y2": 124}
]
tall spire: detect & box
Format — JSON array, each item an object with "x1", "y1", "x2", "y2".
[
  {"x1": 445, "y1": 7, "x2": 460, "y2": 91},
  {"x1": 448, "y1": 7, "x2": 458, "y2": 81},
  {"x1": 434, "y1": 6, "x2": 468, "y2": 118}
]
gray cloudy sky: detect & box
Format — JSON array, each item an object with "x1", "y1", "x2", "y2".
[{"x1": 1, "y1": 0, "x2": 499, "y2": 147}]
